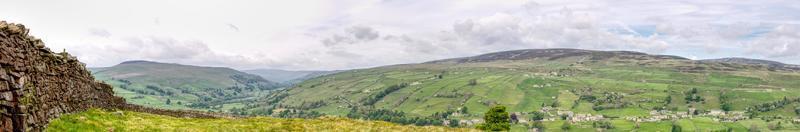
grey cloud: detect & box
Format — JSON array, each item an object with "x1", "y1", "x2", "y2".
[
  {"x1": 322, "y1": 34, "x2": 351, "y2": 46},
  {"x1": 88, "y1": 28, "x2": 111, "y2": 38},
  {"x1": 346, "y1": 26, "x2": 379, "y2": 40},
  {"x1": 227, "y1": 23, "x2": 240, "y2": 32},
  {"x1": 321, "y1": 25, "x2": 380, "y2": 46}
]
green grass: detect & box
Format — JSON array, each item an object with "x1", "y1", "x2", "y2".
[
  {"x1": 47, "y1": 109, "x2": 478, "y2": 132},
  {"x1": 676, "y1": 117, "x2": 728, "y2": 132},
  {"x1": 501, "y1": 118, "x2": 798, "y2": 132}
]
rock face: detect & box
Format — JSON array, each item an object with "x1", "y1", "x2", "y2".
[{"x1": 0, "y1": 21, "x2": 125, "y2": 131}]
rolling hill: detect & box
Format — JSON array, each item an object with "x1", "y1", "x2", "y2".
[
  {"x1": 91, "y1": 60, "x2": 281, "y2": 112},
  {"x1": 700, "y1": 57, "x2": 800, "y2": 71},
  {"x1": 255, "y1": 48, "x2": 800, "y2": 131},
  {"x1": 243, "y1": 69, "x2": 340, "y2": 84}
]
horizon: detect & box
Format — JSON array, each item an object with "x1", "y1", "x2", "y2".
[
  {"x1": 96, "y1": 48, "x2": 797, "y2": 71},
  {"x1": 3, "y1": 0, "x2": 799, "y2": 70}
]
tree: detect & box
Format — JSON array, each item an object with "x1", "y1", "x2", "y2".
[
  {"x1": 795, "y1": 107, "x2": 800, "y2": 115},
  {"x1": 722, "y1": 103, "x2": 733, "y2": 112},
  {"x1": 593, "y1": 120, "x2": 614, "y2": 129},
  {"x1": 530, "y1": 111, "x2": 545, "y2": 121},
  {"x1": 476, "y1": 106, "x2": 510, "y2": 131},
  {"x1": 448, "y1": 119, "x2": 459, "y2": 127},
  {"x1": 468, "y1": 79, "x2": 478, "y2": 86},
  {"x1": 666, "y1": 95, "x2": 672, "y2": 104},
  {"x1": 561, "y1": 121, "x2": 572, "y2": 131},
  {"x1": 671, "y1": 123, "x2": 682, "y2": 132},
  {"x1": 551, "y1": 101, "x2": 560, "y2": 107}
]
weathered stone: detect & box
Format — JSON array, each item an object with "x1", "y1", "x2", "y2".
[
  {"x1": 8, "y1": 71, "x2": 20, "y2": 78},
  {"x1": 1, "y1": 92, "x2": 10, "y2": 101},
  {"x1": 0, "y1": 82, "x2": 6, "y2": 92},
  {"x1": 34, "y1": 64, "x2": 46, "y2": 72},
  {"x1": 0, "y1": 69, "x2": 7, "y2": 81},
  {"x1": 6, "y1": 24, "x2": 23, "y2": 35}
]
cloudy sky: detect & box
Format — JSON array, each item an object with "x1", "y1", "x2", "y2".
[{"x1": 2, "y1": 0, "x2": 799, "y2": 70}]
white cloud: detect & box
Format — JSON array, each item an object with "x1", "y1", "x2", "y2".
[
  {"x1": 67, "y1": 36, "x2": 272, "y2": 69},
  {"x1": 746, "y1": 25, "x2": 800, "y2": 58},
  {"x1": 2, "y1": 0, "x2": 800, "y2": 70},
  {"x1": 308, "y1": 9, "x2": 674, "y2": 68}
]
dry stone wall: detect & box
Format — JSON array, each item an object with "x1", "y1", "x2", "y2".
[
  {"x1": 0, "y1": 21, "x2": 125, "y2": 131},
  {"x1": 0, "y1": 21, "x2": 236, "y2": 131}
]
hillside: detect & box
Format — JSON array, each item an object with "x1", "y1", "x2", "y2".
[
  {"x1": 46, "y1": 109, "x2": 477, "y2": 132},
  {"x1": 243, "y1": 69, "x2": 339, "y2": 84},
  {"x1": 91, "y1": 60, "x2": 281, "y2": 112},
  {"x1": 701, "y1": 57, "x2": 800, "y2": 71},
  {"x1": 259, "y1": 48, "x2": 800, "y2": 131}
]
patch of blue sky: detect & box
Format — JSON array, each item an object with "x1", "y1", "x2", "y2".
[
  {"x1": 606, "y1": 24, "x2": 656, "y2": 37},
  {"x1": 629, "y1": 25, "x2": 656, "y2": 37},
  {"x1": 739, "y1": 26, "x2": 772, "y2": 40}
]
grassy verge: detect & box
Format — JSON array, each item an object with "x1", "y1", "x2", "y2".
[{"x1": 47, "y1": 109, "x2": 478, "y2": 132}]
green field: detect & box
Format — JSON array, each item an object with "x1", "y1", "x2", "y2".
[
  {"x1": 76, "y1": 49, "x2": 800, "y2": 131},
  {"x1": 47, "y1": 109, "x2": 476, "y2": 132},
  {"x1": 252, "y1": 49, "x2": 800, "y2": 131}
]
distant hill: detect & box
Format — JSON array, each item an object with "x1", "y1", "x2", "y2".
[
  {"x1": 243, "y1": 69, "x2": 340, "y2": 84},
  {"x1": 426, "y1": 48, "x2": 688, "y2": 64},
  {"x1": 91, "y1": 60, "x2": 281, "y2": 112},
  {"x1": 701, "y1": 57, "x2": 800, "y2": 71},
  {"x1": 257, "y1": 48, "x2": 800, "y2": 131}
]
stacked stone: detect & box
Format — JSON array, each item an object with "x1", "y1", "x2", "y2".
[
  {"x1": 120, "y1": 104, "x2": 234, "y2": 119},
  {"x1": 0, "y1": 21, "x2": 125, "y2": 131}
]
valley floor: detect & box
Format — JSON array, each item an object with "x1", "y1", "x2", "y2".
[{"x1": 46, "y1": 109, "x2": 477, "y2": 132}]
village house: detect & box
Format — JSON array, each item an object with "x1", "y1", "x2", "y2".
[{"x1": 568, "y1": 114, "x2": 604, "y2": 122}]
